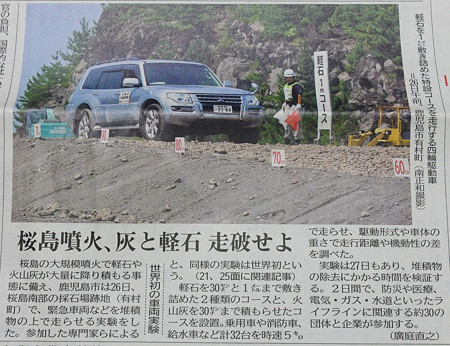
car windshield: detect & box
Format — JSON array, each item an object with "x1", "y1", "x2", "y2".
[{"x1": 144, "y1": 63, "x2": 222, "y2": 86}]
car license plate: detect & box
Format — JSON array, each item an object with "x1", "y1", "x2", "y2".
[{"x1": 213, "y1": 105, "x2": 233, "y2": 114}]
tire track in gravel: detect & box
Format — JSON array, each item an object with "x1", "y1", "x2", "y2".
[{"x1": 284, "y1": 187, "x2": 361, "y2": 223}]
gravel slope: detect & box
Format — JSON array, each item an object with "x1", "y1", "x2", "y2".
[{"x1": 12, "y1": 137, "x2": 412, "y2": 225}]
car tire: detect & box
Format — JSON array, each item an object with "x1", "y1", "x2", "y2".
[
  {"x1": 140, "y1": 104, "x2": 174, "y2": 141},
  {"x1": 228, "y1": 127, "x2": 260, "y2": 144},
  {"x1": 76, "y1": 109, "x2": 94, "y2": 139}
]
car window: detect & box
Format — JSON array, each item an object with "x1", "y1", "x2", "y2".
[
  {"x1": 144, "y1": 63, "x2": 221, "y2": 86},
  {"x1": 97, "y1": 72, "x2": 109, "y2": 89},
  {"x1": 122, "y1": 64, "x2": 142, "y2": 86},
  {"x1": 82, "y1": 68, "x2": 103, "y2": 89},
  {"x1": 98, "y1": 70, "x2": 124, "y2": 90}
]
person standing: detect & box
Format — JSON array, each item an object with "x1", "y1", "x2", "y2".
[{"x1": 282, "y1": 69, "x2": 304, "y2": 144}]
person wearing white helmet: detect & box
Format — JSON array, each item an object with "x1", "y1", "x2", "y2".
[
  {"x1": 282, "y1": 68, "x2": 304, "y2": 144},
  {"x1": 283, "y1": 68, "x2": 295, "y2": 78}
]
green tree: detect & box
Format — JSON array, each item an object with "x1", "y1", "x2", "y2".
[
  {"x1": 253, "y1": 66, "x2": 285, "y2": 145},
  {"x1": 259, "y1": 116, "x2": 285, "y2": 145},
  {"x1": 57, "y1": 17, "x2": 97, "y2": 67},
  {"x1": 299, "y1": 4, "x2": 337, "y2": 33},
  {"x1": 13, "y1": 106, "x2": 27, "y2": 136},
  {"x1": 296, "y1": 41, "x2": 316, "y2": 111},
  {"x1": 329, "y1": 5, "x2": 401, "y2": 65},
  {"x1": 16, "y1": 17, "x2": 97, "y2": 134},
  {"x1": 186, "y1": 36, "x2": 210, "y2": 64},
  {"x1": 19, "y1": 17, "x2": 96, "y2": 109},
  {"x1": 150, "y1": 41, "x2": 176, "y2": 60},
  {"x1": 17, "y1": 57, "x2": 72, "y2": 109}
]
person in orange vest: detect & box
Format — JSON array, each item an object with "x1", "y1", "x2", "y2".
[{"x1": 282, "y1": 69, "x2": 304, "y2": 145}]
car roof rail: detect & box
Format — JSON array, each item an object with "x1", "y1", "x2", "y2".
[{"x1": 94, "y1": 57, "x2": 140, "y2": 66}]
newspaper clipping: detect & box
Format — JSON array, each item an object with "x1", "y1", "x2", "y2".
[{"x1": 1, "y1": 0, "x2": 449, "y2": 345}]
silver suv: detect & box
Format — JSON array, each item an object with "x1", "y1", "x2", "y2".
[{"x1": 65, "y1": 59, "x2": 263, "y2": 143}]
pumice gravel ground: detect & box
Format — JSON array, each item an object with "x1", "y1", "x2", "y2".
[{"x1": 12, "y1": 137, "x2": 411, "y2": 225}]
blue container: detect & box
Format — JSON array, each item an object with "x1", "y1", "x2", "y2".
[
  {"x1": 26, "y1": 108, "x2": 75, "y2": 139},
  {"x1": 30, "y1": 122, "x2": 75, "y2": 139}
]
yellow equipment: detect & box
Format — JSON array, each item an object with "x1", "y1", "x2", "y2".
[{"x1": 348, "y1": 106, "x2": 410, "y2": 147}]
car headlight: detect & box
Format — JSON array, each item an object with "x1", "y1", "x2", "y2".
[
  {"x1": 245, "y1": 95, "x2": 259, "y2": 106},
  {"x1": 166, "y1": 92, "x2": 193, "y2": 104}
]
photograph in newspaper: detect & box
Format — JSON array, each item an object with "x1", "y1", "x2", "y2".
[
  {"x1": 11, "y1": 3, "x2": 412, "y2": 225},
  {"x1": 1, "y1": 1, "x2": 450, "y2": 345}
]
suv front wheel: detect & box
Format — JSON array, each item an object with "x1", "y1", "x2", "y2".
[
  {"x1": 76, "y1": 109, "x2": 94, "y2": 138},
  {"x1": 140, "y1": 104, "x2": 174, "y2": 141}
]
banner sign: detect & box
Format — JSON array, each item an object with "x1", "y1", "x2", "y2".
[{"x1": 314, "y1": 51, "x2": 333, "y2": 131}]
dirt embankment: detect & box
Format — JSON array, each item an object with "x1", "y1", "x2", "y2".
[{"x1": 12, "y1": 137, "x2": 411, "y2": 225}]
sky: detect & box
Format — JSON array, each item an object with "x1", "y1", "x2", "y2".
[{"x1": 17, "y1": 3, "x2": 103, "y2": 100}]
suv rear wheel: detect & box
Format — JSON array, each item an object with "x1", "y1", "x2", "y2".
[
  {"x1": 140, "y1": 104, "x2": 174, "y2": 141},
  {"x1": 76, "y1": 109, "x2": 93, "y2": 138}
]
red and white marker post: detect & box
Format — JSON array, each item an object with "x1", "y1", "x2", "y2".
[
  {"x1": 100, "y1": 129, "x2": 110, "y2": 144},
  {"x1": 175, "y1": 137, "x2": 185, "y2": 156},
  {"x1": 33, "y1": 124, "x2": 41, "y2": 138},
  {"x1": 393, "y1": 158, "x2": 410, "y2": 177},
  {"x1": 271, "y1": 149, "x2": 286, "y2": 168}
]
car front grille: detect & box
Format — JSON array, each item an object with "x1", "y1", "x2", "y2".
[
  {"x1": 196, "y1": 94, "x2": 242, "y2": 115},
  {"x1": 196, "y1": 94, "x2": 242, "y2": 104}
]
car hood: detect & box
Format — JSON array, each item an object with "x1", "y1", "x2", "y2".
[{"x1": 146, "y1": 84, "x2": 253, "y2": 95}]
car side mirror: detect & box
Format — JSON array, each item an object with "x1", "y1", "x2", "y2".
[
  {"x1": 123, "y1": 77, "x2": 140, "y2": 87},
  {"x1": 223, "y1": 80, "x2": 233, "y2": 88}
]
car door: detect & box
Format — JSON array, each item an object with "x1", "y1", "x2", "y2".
[
  {"x1": 106, "y1": 64, "x2": 142, "y2": 125},
  {"x1": 96, "y1": 69, "x2": 126, "y2": 125},
  {"x1": 76, "y1": 67, "x2": 106, "y2": 124},
  {"x1": 87, "y1": 68, "x2": 120, "y2": 125}
]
